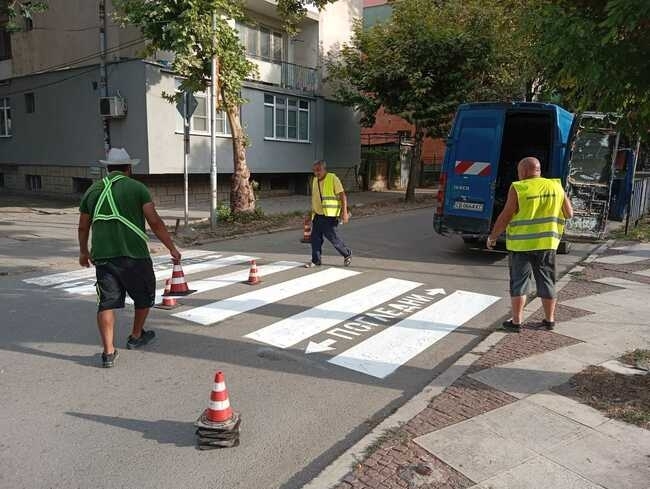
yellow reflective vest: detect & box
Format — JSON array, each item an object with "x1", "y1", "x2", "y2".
[
  {"x1": 506, "y1": 178, "x2": 566, "y2": 252},
  {"x1": 314, "y1": 173, "x2": 342, "y2": 217}
]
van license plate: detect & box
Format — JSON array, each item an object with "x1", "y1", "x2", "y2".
[{"x1": 453, "y1": 201, "x2": 484, "y2": 212}]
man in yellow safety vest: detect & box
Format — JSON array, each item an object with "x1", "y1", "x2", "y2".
[
  {"x1": 78, "y1": 148, "x2": 181, "y2": 368},
  {"x1": 305, "y1": 160, "x2": 352, "y2": 268},
  {"x1": 487, "y1": 157, "x2": 573, "y2": 332}
]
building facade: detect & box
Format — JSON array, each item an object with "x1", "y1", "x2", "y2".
[{"x1": 0, "y1": 0, "x2": 362, "y2": 203}]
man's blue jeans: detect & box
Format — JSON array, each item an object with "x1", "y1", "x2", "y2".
[{"x1": 311, "y1": 214, "x2": 351, "y2": 265}]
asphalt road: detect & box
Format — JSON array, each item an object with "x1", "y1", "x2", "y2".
[{"x1": 0, "y1": 208, "x2": 595, "y2": 489}]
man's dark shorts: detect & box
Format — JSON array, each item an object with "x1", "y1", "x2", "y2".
[
  {"x1": 509, "y1": 250, "x2": 556, "y2": 299},
  {"x1": 95, "y1": 257, "x2": 156, "y2": 311}
]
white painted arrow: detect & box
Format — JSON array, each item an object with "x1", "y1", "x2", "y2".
[
  {"x1": 305, "y1": 339, "x2": 337, "y2": 354},
  {"x1": 425, "y1": 288, "x2": 446, "y2": 296}
]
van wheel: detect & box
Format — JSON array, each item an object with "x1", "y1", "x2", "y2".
[{"x1": 557, "y1": 241, "x2": 571, "y2": 255}]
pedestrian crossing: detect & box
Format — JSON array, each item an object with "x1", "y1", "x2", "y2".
[{"x1": 23, "y1": 251, "x2": 502, "y2": 379}]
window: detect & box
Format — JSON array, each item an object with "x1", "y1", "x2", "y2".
[
  {"x1": 174, "y1": 79, "x2": 230, "y2": 136},
  {"x1": 264, "y1": 94, "x2": 309, "y2": 142},
  {"x1": 0, "y1": 97, "x2": 10, "y2": 137},
  {"x1": 25, "y1": 92, "x2": 35, "y2": 114},
  {"x1": 73, "y1": 177, "x2": 93, "y2": 194},
  {"x1": 236, "y1": 22, "x2": 283, "y2": 62},
  {"x1": 214, "y1": 109, "x2": 231, "y2": 135},
  {"x1": 0, "y1": 173, "x2": 4, "y2": 187},
  {"x1": 25, "y1": 174, "x2": 41, "y2": 191},
  {"x1": 0, "y1": 27, "x2": 11, "y2": 61}
]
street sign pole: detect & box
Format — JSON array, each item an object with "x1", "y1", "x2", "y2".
[
  {"x1": 210, "y1": 11, "x2": 219, "y2": 231},
  {"x1": 183, "y1": 92, "x2": 190, "y2": 228}
]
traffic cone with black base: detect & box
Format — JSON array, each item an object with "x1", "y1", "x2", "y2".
[
  {"x1": 165, "y1": 259, "x2": 196, "y2": 296},
  {"x1": 155, "y1": 279, "x2": 180, "y2": 310},
  {"x1": 195, "y1": 371, "x2": 241, "y2": 449},
  {"x1": 300, "y1": 215, "x2": 311, "y2": 243},
  {"x1": 245, "y1": 259, "x2": 261, "y2": 285}
]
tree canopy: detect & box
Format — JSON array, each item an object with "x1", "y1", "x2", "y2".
[{"x1": 527, "y1": 0, "x2": 650, "y2": 135}]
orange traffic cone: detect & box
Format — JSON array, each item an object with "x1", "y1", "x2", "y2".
[
  {"x1": 155, "y1": 279, "x2": 180, "y2": 310},
  {"x1": 165, "y1": 259, "x2": 196, "y2": 295},
  {"x1": 195, "y1": 371, "x2": 241, "y2": 446},
  {"x1": 300, "y1": 215, "x2": 311, "y2": 243},
  {"x1": 245, "y1": 259, "x2": 261, "y2": 285}
]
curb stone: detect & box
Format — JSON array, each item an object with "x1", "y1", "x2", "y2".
[{"x1": 302, "y1": 241, "x2": 610, "y2": 489}]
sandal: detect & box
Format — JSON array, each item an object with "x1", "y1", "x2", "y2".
[{"x1": 344, "y1": 255, "x2": 352, "y2": 267}]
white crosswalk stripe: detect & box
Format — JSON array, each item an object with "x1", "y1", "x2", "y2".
[
  {"x1": 23, "y1": 250, "x2": 212, "y2": 286},
  {"x1": 246, "y1": 278, "x2": 422, "y2": 349},
  {"x1": 145, "y1": 261, "x2": 302, "y2": 305},
  {"x1": 174, "y1": 268, "x2": 360, "y2": 326},
  {"x1": 328, "y1": 290, "x2": 500, "y2": 378},
  {"x1": 65, "y1": 255, "x2": 253, "y2": 296}
]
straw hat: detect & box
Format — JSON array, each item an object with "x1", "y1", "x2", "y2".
[{"x1": 99, "y1": 147, "x2": 141, "y2": 166}]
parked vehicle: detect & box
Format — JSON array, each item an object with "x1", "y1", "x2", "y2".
[{"x1": 433, "y1": 102, "x2": 620, "y2": 251}]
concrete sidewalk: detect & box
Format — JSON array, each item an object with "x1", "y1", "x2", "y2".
[
  {"x1": 314, "y1": 242, "x2": 650, "y2": 489},
  {"x1": 155, "y1": 189, "x2": 435, "y2": 225}
]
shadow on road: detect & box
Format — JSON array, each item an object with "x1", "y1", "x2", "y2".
[{"x1": 66, "y1": 412, "x2": 197, "y2": 448}]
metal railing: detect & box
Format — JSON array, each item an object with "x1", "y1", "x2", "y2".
[
  {"x1": 626, "y1": 176, "x2": 650, "y2": 232},
  {"x1": 280, "y1": 60, "x2": 318, "y2": 93}
]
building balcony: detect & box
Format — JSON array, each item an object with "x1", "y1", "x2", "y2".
[{"x1": 248, "y1": 55, "x2": 319, "y2": 94}]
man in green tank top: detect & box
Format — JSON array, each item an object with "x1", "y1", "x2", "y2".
[{"x1": 78, "y1": 148, "x2": 181, "y2": 368}]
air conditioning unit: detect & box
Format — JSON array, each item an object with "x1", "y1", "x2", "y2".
[{"x1": 99, "y1": 96, "x2": 127, "y2": 118}]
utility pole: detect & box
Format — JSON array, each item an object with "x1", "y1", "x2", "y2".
[
  {"x1": 183, "y1": 92, "x2": 190, "y2": 228},
  {"x1": 209, "y1": 12, "x2": 219, "y2": 230},
  {"x1": 99, "y1": 0, "x2": 110, "y2": 155}
]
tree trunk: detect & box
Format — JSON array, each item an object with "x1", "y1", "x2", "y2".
[
  {"x1": 405, "y1": 123, "x2": 424, "y2": 202},
  {"x1": 223, "y1": 92, "x2": 255, "y2": 214}
]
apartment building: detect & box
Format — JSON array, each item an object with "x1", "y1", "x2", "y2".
[{"x1": 0, "y1": 0, "x2": 362, "y2": 204}]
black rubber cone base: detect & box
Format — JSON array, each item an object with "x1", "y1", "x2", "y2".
[{"x1": 198, "y1": 437, "x2": 240, "y2": 450}]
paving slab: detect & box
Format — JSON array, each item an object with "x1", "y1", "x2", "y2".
[
  {"x1": 475, "y1": 400, "x2": 590, "y2": 452},
  {"x1": 553, "y1": 342, "x2": 616, "y2": 366},
  {"x1": 556, "y1": 322, "x2": 650, "y2": 356},
  {"x1": 469, "y1": 350, "x2": 588, "y2": 399},
  {"x1": 612, "y1": 243, "x2": 650, "y2": 252},
  {"x1": 414, "y1": 418, "x2": 536, "y2": 483},
  {"x1": 543, "y1": 430, "x2": 650, "y2": 489},
  {"x1": 593, "y1": 276, "x2": 650, "y2": 290},
  {"x1": 525, "y1": 391, "x2": 609, "y2": 429},
  {"x1": 633, "y1": 268, "x2": 650, "y2": 278},
  {"x1": 594, "y1": 254, "x2": 649, "y2": 264},
  {"x1": 561, "y1": 288, "x2": 650, "y2": 315},
  {"x1": 596, "y1": 419, "x2": 650, "y2": 452},
  {"x1": 473, "y1": 456, "x2": 605, "y2": 489}
]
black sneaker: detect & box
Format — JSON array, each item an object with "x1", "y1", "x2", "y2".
[
  {"x1": 102, "y1": 350, "x2": 119, "y2": 368},
  {"x1": 500, "y1": 320, "x2": 521, "y2": 333},
  {"x1": 126, "y1": 330, "x2": 156, "y2": 350},
  {"x1": 542, "y1": 319, "x2": 555, "y2": 331}
]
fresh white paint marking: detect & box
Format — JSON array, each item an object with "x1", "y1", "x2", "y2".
[
  {"x1": 23, "y1": 250, "x2": 212, "y2": 286},
  {"x1": 305, "y1": 339, "x2": 337, "y2": 354},
  {"x1": 245, "y1": 278, "x2": 421, "y2": 348},
  {"x1": 142, "y1": 261, "x2": 301, "y2": 305},
  {"x1": 329, "y1": 290, "x2": 500, "y2": 379},
  {"x1": 174, "y1": 268, "x2": 359, "y2": 326},
  {"x1": 66, "y1": 254, "x2": 253, "y2": 296}
]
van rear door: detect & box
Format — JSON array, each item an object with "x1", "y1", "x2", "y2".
[
  {"x1": 563, "y1": 113, "x2": 619, "y2": 239},
  {"x1": 442, "y1": 107, "x2": 505, "y2": 234}
]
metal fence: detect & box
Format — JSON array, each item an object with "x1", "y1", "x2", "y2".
[
  {"x1": 281, "y1": 61, "x2": 318, "y2": 93},
  {"x1": 626, "y1": 176, "x2": 650, "y2": 231}
]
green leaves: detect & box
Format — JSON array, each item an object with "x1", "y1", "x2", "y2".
[{"x1": 325, "y1": 0, "x2": 524, "y2": 138}]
